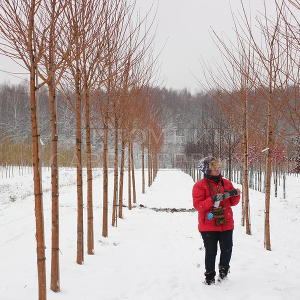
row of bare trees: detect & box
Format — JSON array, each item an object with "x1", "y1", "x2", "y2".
[
  {"x1": 0, "y1": 1, "x2": 163, "y2": 299},
  {"x1": 199, "y1": 0, "x2": 300, "y2": 251}
]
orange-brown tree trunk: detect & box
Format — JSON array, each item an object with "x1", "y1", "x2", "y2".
[
  {"x1": 118, "y1": 131, "x2": 125, "y2": 218},
  {"x1": 112, "y1": 116, "x2": 119, "y2": 226},
  {"x1": 29, "y1": 2, "x2": 47, "y2": 299},
  {"x1": 47, "y1": 2, "x2": 60, "y2": 290},
  {"x1": 141, "y1": 143, "x2": 145, "y2": 193},
  {"x1": 264, "y1": 100, "x2": 272, "y2": 251},
  {"x1": 150, "y1": 150, "x2": 153, "y2": 185},
  {"x1": 243, "y1": 89, "x2": 251, "y2": 235},
  {"x1": 49, "y1": 81, "x2": 60, "y2": 291},
  {"x1": 84, "y1": 86, "x2": 94, "y2": 254},
  {"x1": 102, "y1": 114, "x2": 109, "y2": 237},
  {"x1": 128, "y1": 139, "x2": 132, "y2": 210},
  {"x1": 147, "y1": 131, "x2": 151, "y2": 187},
  {"x1": 75, "y1": 63, "x2": 84, "y2": 264},
  {"x1": 130, "y1": 141, "x2": 136, "y2": 204}
]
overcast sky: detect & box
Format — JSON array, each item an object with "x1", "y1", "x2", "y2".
[{"x1": 0, "y1": 0, "x2": 275, "y2": 93}]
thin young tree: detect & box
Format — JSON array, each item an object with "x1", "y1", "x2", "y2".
[
  {"x1": 79, "y1": 0, "x2": 109, "y2": 254},
  {"x1": 36, "y1": 0, "x2": 74, "y2": 291},
  {"x1": 61, "y1": 0, "x2": 99, "y2": 263},
  {"x1": 240, "y1": 1, "x2": 288, "y2": 250},
  {"x1": 0, "y1": 1, "x2": 48, "y2": 298}
]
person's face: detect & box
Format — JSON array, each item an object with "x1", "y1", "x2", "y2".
[
  {"x1": 209, "y1": 162, "x2": 221, "y2": 176},
  {"x1": 210, "y1": 169, "x2": 220, "y2": 176}
]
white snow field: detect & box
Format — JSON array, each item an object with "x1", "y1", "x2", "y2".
[{"x1": 0, "y1": 168, "x2": 300, "y2": 300}]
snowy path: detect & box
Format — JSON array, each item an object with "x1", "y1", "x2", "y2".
[{"x1": 1, "y1": 169, "x2": 300, "y2": 299}]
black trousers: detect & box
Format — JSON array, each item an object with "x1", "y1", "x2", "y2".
[{"x1": 200, "y1": 230, "x2": 233, "y2": 273}]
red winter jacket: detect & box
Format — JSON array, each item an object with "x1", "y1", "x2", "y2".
[{"x1": 192, "y1": 176, "x2": 240, "y2": 232}]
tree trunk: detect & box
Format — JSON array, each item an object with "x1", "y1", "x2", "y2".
[
  {"x1": 264, "y1": 100, "x2": 272, "y2": 251},
  {"x1": 259, "y1": 162, "x2": 262, "y2": 192},
  {"x1": 49, "y1": 81, "x2": 60, "y2": 291},
  {"x1": 75, "y1": 68, "x2": 84, "y2": 264},
  {"x1": 274, "y1": 161, "x2": 278, "y2": 198},
  {"x1": 130, "y1": 141, "x2": 136, "y2": 204},
  {"x1": 243, "y1": 89, "x2": 251, "y2": 235},
  {"x1": 283, "y1": 171, "x2": 286, "y2": 199},
  {"x1": 112, "y1": 116, "x2": 119, "y2": 226},
  {"x1": 29, "y1": 2, "x2": 47, "y2": 298},
  {"x1": 128, "y1": 140, "x2": 132, "y2": 210},
  {"x1": 147, "y1": 131, "x2": 151, "y2": 187},
  {"x1": 118, "y1": 132, "x2": 125, "y2": 218},
  {"x1": 84, "y1": 87, "x2": 94, "y2": 255},
  {"x1": 142, "y1": 143, "x2": 145, "y2": 193},
  {"x1": 102, "y1": 115, "x2": 109, "y2": 237},
  {"x1": 47, "y1": 1, "x2": 60, "y2": 290},
  {"x1": 152, "y1": 153, "x2": 154, "y2": 183},
  {"x1": 228, "y1": 133, "x2": 232, "y2": 181}
]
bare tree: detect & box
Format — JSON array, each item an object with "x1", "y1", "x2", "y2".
[{"x1": 0, "y1": 1, "x2": 49, "y2": 298}]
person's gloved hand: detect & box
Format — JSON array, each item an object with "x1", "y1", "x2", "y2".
[
  {"x1": 212, "y1": 193, "x2": 226, "y2": 202},
  {"x1": 225, "y1": 189, "x2": 240, "y2": 198},
  {"x1": 212, "y1": 189, "x2": 240, "y2": 202}
]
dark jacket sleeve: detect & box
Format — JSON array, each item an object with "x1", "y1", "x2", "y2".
[{"x1": 192, "y1": 181, "x2": 214, "y2": 213}]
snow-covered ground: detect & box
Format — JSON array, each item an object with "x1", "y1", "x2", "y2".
[{"x1": 0, "y1": 168, "x2": 299, "y2": 300}]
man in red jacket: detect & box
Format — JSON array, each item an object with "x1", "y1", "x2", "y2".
[{"x1": 192, "y1": 156, "x2": 240, "y2": 285}]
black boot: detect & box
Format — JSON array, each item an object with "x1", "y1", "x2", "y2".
[
  {"x1": 218, "y1": 265, "x2": 230, "y2": 281},
  {"x1": 204, "y1": 271, "x2": 216, "y2": 285}
]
